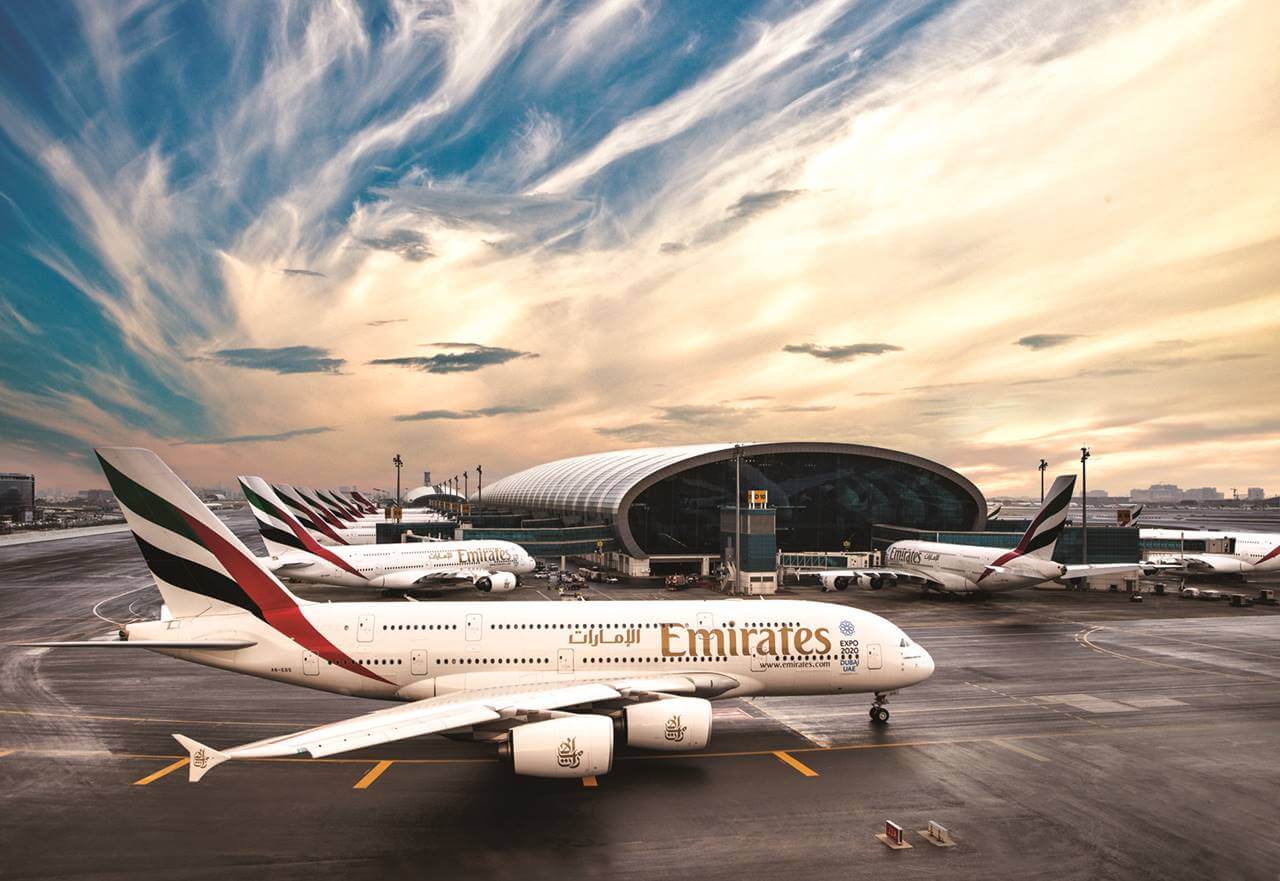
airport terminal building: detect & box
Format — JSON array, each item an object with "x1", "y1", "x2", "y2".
[{"x1": 459, "y1": 442, "x2": 986, "y2": 575}]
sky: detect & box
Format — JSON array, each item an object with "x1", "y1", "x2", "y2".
[{"x1": 1, "y1": 0, "x2": 1278, "y2": 498}]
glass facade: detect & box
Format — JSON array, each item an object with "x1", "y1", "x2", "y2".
[
  {"x1": 628, "y1": 452, "x2": 980, "y2": 555},
  {"x1": 0, "y1": 473, "x2": 35, "y2": 520}
]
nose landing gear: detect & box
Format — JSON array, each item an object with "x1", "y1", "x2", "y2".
[{"x1": 870, "y1": 692, "x2": 890, "y2": 724}]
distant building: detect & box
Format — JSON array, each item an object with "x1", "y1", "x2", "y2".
[
  {"x1": 1086, "y1": 489, "x2": 1109, "y2": 498},
  {"x1": 1184, "y1": 487, "x2": 1224, "y2": 501},
  {"x1": 0, "y1": 473, "x2": 36, "y2": 522},
  {"x1": 78, "y1": 488, "x2": 116, "y2": 506},
  {"x1": 1247, "y1": 487, "x2": 1265, "y2": 500}
]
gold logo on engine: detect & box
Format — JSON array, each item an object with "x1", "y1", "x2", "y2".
[{"x1": 557, "y1": 737, "x2": 583, "y2": 769}]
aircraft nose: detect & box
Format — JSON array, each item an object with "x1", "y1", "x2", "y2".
[{"x1": 917, "y1": 646, "x2": 935, "y2": 681}]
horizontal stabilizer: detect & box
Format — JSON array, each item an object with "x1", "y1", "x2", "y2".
[
  {"x1": 173, "y1": 734, "x2": 230, "y2": 782},
  {"x1": 16, "y1": 640, "x2": 257, "y2": 650}
]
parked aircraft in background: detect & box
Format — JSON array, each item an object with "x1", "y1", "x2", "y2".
[
  {"x1": 23, "y1": 447, "x2": 934, "y2": 782},
  {"x1": 1140, "y1": 527, "x2": 1280, "y2": 576},
  {"x1": 817, "y1": 475, "x2": 1157, "y2": 595},
  {"x1": 242, "y1": 477, "x2": 532, "y2": 592}
]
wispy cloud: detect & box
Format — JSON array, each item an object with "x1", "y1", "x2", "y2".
[
  {"x1": 280, "y1": 268, "x2": 326, "y2": 278},
  {"x1": 1016, "y1": 334, "x2": 1082, "y2": 350},
  {"x1": 207, "y1": 346, "x2": 346, "y2": 375},
  {"x1": 783, "y1": 343, "x2": 903, "y2": 362},
  {"x1": 395, "y1": 405, "x2": 542, "y2": 421},
  {"x1": 173, "y1": 426, "x2": 335, "y2": 446},
  {"x1": 370, "y1": 343, "x2": 538, "y2": 374},
  {"x1": 366, "y1": 318, "x2": 407, "y2": 327},
  {"x1": 358, "y1": 229, "x2": 433, "y2": 262}
]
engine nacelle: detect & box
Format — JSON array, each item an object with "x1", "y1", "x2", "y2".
[
  {"x1": 622, "y1": 697, "x2": 711, "y2": 751},
  {"x1": 499, "y1": 716, "x2": 613, "y2": 778},
  {"x1": 818, "y1": 572, "x2": 856, "y2": 591},
  {"x1": 475, "y1": 571, "x2": 518, "y2": 593}
]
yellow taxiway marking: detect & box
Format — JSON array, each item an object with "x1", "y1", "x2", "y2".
[
  {"x1": 993, "y1": 740, "x2": 1051, "y2": 763},
  {"x1": 772, "y1": 750, "x2": 819, "y2": 777},
  {"x1": 353, "y1": 760, "x2": 394, "y2": 789},
  {"x1": 581, "y1": 775, "x2": 599, "y2": 788},
  {"x1": 132, "y1": 757, "x2": 189, "y2": 786}
]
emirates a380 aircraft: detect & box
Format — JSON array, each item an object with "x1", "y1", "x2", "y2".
[
  {"x1": 818, "y1": 475, "x2": 1156, "y2": 595},
  {"x1": 24, "y1": 448, "x2": 934, "y2": 783},
  {"x1": 241, "y1": 476, "x2": 533, "y2": 593}
]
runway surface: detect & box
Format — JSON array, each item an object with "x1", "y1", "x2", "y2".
[{"x1": 2, "y1": 511, "x2": 1278, "y2": 880}]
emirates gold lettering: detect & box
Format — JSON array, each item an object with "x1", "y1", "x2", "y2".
[{"x1": 659, "y1": 624, "x2": 833, "y2": 658}]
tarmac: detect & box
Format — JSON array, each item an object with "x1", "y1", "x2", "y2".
[{"x1": 2, "y1": 510, "x2": 1278, "y2": 880}]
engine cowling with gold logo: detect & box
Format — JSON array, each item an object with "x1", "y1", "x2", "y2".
[
  {"x1": 621, "y1": 697, "x2": 711, "y2": 751},
  {"x1": 499, "y1": 715, "x2": 613, "y2": 778}
]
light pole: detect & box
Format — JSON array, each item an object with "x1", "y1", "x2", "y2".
[
  {"x1": 476, "y1": 465, "x2": 482, "y2": 519},
  {"x1": 463, "y1": 471, "x2": 469, "y2": 519},
  {"x1": 1080, "y1": 447, "x2": 1091, "y2": 564},
  {"x1": 392, "y1": 454, "x2": 403, "y2": 504},
  {"x1": 1038, "y1": 459, "x2": 1048, "y2": 502},
  {"x1": 734, "y1": 444, "x2": 743, "y2": 595}
]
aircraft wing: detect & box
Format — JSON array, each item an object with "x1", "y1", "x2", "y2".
[
  {"x1": 1059, "y1": 562, "x2": 1158, "y2": 579},
  {"x1": 170, "y1": 673, "x2": 737, "y2": 782},
  {"x1": 16, "y1": 639, "x2": 257, "y2": 650}
]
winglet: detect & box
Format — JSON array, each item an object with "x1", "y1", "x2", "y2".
[{"x1": 173, "y1": 734, "x2": 229, "y2": 783}]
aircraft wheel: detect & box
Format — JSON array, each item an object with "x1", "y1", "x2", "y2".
[{"x1": 871, "y1": 706, "x2": 890, "y2": 724}]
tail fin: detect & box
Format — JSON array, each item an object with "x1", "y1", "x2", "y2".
[
  {"x1": 239, "y1": 477, "x2": 366, "y2": 581},
  {"x1": 327, "y1": 490, "x2": 361, "y2": 520},
  {"x1": 173, "y1": 734, "x2": 229, "y2": 783},
  {"x1": 240, "y1": 477, "x2": 314, "y2": 557},
  {"x1": 1017, "y1": 474, "x2": 1075, "y2": 559},
  {"x1": 336, "y1": 490, "x2": 370, "y2": 516},
  {"x1": 274, "y1": 483, "x2": 348, "y2": 545},
  {"x1": 1118, "y1": 505, "x2": 1144, "y2": 527},
  {"x1": 351, "y1": 490, "x2": 379, "y2": 514},
  {"x1": 95, "y1": 448, "x2": 307, "y2": 619},
  {"x1": 298, "y1": 487, "x2": 345, "y2": 528},
  {"x1": 320, "y1": 489, "x2": 359, "y2": 522}
]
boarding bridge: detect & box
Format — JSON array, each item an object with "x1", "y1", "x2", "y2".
[{"x1": 779, "y1": 551, "x2": 880, "y2": 583}]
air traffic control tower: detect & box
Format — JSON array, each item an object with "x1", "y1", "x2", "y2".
[{"x1": 720, "y1": 490, "x2": 778, "y2": 594}]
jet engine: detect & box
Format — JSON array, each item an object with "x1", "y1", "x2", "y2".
[
  {"x1": 620, "y1": 697, "x2": 711, "y2": 751},
  {"x1": 818, "y1": 573, "x2": 855, "y2": 591},
  {"x1": 498, "y1": 716, "x2": 613, "y2": 778},
  {"x1": 474, "y1": 572, "x2": 518, "y2": 593}
]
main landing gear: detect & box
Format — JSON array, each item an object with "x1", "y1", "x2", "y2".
[{"x1": 869, "y1": 693, "x2": 890, "y2": 724}]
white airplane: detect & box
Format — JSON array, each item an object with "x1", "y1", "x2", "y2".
[
  {"x1": 241, "y1": 476, "x2": 533, "y2": 592},
  {"x1": 24, "y1": 447, "x2": 934, "y2": 783},
  {"x1": 817, "y1": 475, "x2": 1156, "y2": 595},
  {"x1": 1140, "y1": 527, "x2": 1280, "y2": 576},
  {"x1": 271, "y1": 483, "x2": 369, "y2": 545},
  {"x1": 311, "y1": 486, "x2": 446, "y2": 526}
]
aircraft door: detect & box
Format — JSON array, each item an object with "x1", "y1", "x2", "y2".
[
  {"x1": 557, "y1": 648, "x2": 574, "y2": 674},
  {"x1": 696, "y1": 611, "x2": 713, "y2": 629},
  {"x1": 410, "y1": 649, "x2": 428, "y2": 675},
  {"x1": 465, "y1": 614, "x2": 482, "y2": 641},
  {"x1": 357, "y1": 614, "x2": 375, "y2": 643},
  {"x1": 867, "y1": 643, "x2": 883, "y2": 670},
  {"x1": 303, "y1": 651, "x2": 319, "y2": 676}
]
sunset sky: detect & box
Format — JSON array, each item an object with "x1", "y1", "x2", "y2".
[{"x1": 1, "y1": 0, "x2": 1277, "y2": 497}]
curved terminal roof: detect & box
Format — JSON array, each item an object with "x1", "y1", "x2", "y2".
[
  {"x1": 404, "y1": 485, "x2": 463, "y2": 504},
  {"x1": 480, "y1": 442, "x2": 985, "y2": 556}
]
